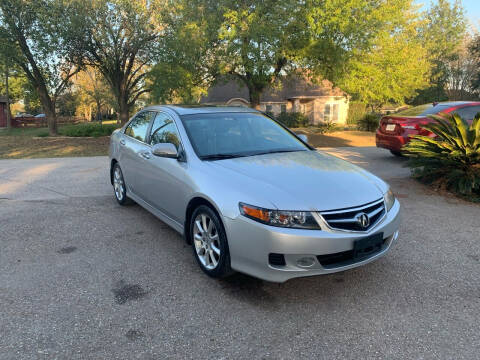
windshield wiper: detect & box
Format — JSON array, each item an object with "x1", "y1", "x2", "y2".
[
  {"x1": 200, "y1": 153, "x2": 245, "y2": 161},
  {"x1": 251, "y1": 149, "x2": 307, "y2": 156}
]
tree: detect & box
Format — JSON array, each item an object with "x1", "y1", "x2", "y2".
[
  {"x1": 73, "y1": 67, "x2": 113, "y2": 121},
  {"x1": 0, "y1": 57, "x2": 15, "y2": 128},
  {"x1": 413, "y1": 0, "x2": 467, "y2": 104},
  {"x1": 0, "y1": 0, "x2": 84, "y2": 135},
  {"x1": 469, "y1": 33, "x2": 480, "y2": 98},
  {"x1": 148, "y1": 63, "x2": 208, "y2": 104},
  {"x1": 445, "y1": 33, "x2": 477, "y2": 101},
  {"x1": 341, "y1": 2, "x2": 431, "y2": 110},
  {"x1": 79, "y1": 0, "x2": 162, "y2": 123},
  {"x1": 162, "y1": 0, "x2": 308, "y2": 109},
  {"x1": 164, "y1": 0, "x2": 431, "y2": 109},
  {"x1": 304, "y1": 0, "x2": 418, "y2": 83}
]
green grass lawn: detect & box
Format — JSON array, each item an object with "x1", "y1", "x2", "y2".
[
  {"x1": 0, "y1": 127, "x2": 51, "y2": 137},
  {"x1": 0, "y1": 122, "x2": 121, "y2": 159},
  {"x1": 0, "y1": 121, "x2": 121, "y2": 137}
]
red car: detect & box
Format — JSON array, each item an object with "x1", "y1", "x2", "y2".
[{"x1": 376, "y1": 101, "x2": 480, "y2": 156}]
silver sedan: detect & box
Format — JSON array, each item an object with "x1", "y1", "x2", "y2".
[{"x1": 109, "y1": 106, "x2": 400, "y2": 282}]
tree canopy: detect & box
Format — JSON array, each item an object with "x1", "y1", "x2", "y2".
[
  {"x1": 412, "y1": 0, "x2": 467, "y2": 104},
  {"x1": 0, "y1": 0, "x2": 474, "y2": 128},
  {"x1": 78, "y1": 0, "x2": 163, "y2": 123},
  {"x1": 341, "y1": 1, "x2": 430, "y2": 109},
  {"x1": 0, "y1": 0, "x2": 84, "y2": 134},
  {"x1": 153, "y1": 0, "x2": 444, "y2": 109}
]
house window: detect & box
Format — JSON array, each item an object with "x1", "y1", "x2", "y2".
[
  {"x1": 266, "y1": 104, "x2": 273, "y2": 113},
  {"x1": 281, "y1": 104, "x2": 287, "y2": 113},
  {"x1": 324, "y1": 103, "x2": 339, "y2": 122}
]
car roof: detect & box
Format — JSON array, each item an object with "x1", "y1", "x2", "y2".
[
  {"x1": 142, "y1": 105, "x2": 260, "y2": 116},
  {"x1": 434, "y1": 101, "x2": 480, "y2": 107}
]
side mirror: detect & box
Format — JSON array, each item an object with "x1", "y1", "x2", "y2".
[
  {"x1": 152, "y1": 143, "x2": 178, "y2": 158},
  {"x1": 297, "y1": 133, "x2": 308, "y2": 143}
]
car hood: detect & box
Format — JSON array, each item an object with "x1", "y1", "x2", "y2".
[{"x1": 209, "y1": 150, "x2": 387, "y2": 211}]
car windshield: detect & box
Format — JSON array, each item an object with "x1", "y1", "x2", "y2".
[
  {"x1": 181, "y1": 112, "x2": 308, "y2": 159},
  {"x1": 395, "y1": 104, "x2": 451, "y2": 116}
]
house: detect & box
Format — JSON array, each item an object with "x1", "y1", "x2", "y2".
[
  {"x1": 0, "y1": 96, "x2": 8, "y2": 128},
  {"x1": 201, "y1": 76, "x2": 350, "y2": 125}
]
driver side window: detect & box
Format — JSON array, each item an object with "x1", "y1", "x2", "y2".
[{"x1": 149, "y1": 112, "x2": 181, "y2": 149}]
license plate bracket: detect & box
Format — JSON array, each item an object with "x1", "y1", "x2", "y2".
[
  {"x1": 353, "y1": 233, "x2": 384, "y2": 260},
  {"x1": 386, "y1": 124, "x2": 396, "y2": 131}
]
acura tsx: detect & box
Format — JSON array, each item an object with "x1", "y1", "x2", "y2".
[{"x1": 109, "y1": 106, "x2": 400, "y2": 282}]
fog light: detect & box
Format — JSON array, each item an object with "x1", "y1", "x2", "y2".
[{"x1": 297, "y1": 257, "x2": 315, "y2": 268}]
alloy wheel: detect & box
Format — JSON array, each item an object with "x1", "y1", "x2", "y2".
[
  {"x1": 113, "y1": 166, "x2": 125, "y2": 201},
  {"x1": 193, "y1": 213, "x2": 220, "y2": 270}
]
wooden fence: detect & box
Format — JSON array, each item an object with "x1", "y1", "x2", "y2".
[{"x1": 12, "y1": 116, "x2": 88, "y2": 128}]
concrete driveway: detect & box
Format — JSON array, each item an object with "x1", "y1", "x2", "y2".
[{"x1": 0, "y1": 148, "x2": 479, "y2": 359}]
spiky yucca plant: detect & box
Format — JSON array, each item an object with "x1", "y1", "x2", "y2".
[{"x1": 405, "y1": 113, "x2": 480, "y2": 199}]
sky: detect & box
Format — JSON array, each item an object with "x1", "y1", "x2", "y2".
[
  {"x1": 460, "y1": 0, "x2": 480, "y2": 22},
  {"x1": 417, "y1": 0, "x2": 480, "y2": 26}
]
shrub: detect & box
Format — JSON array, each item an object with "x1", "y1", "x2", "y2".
[
  {"x1": 357, "y1": 113, "x2": 380, "y2": 132},
  {"x1": 405, "y1": 113, "x2": 480, "y2": 200},
  {"x1": 347, "y1": 102, "x2": 367, "y2": 125},
  {"x1": 316, "y1": 121, "x2": 339, "y2": 134},
  {"x1": 58, "y1": 123, "x2": 120, "y2": 137},
  {"x1": 276, "y1": 112, "x2": 309, "y2": 127}
]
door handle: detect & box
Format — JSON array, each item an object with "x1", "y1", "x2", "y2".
[
  {"x1": 140, "y1": 151, "x2": 151, "y2": 159},
  {"x1": 120, "y1": 139, "x2": 126, "y2": 145}
]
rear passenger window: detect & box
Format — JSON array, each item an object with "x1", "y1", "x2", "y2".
[
  {"x1": 453, "y1": 106, "x2": 480, "y2": 121},
  {"x1": 125, "y1": 112, "x2": 154, "y2": 142}
]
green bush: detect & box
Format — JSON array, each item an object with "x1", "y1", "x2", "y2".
[
  {"x1": 36, "y1": 131, "x2": 50, "y2": 137},
  {"x1": 405, "y1": 113, "x2": 480, "y2": 200},
  {"x1": 357, "y1": 113, "x2": 380, "y2": 132},
  {"x1": 58, "y1": 123, "x2": 120, "y2": 137},
  {"x1": 276, "y1": 112, "x2": 309, "y2": 127},
  {"x1": 347, "y1": 102, "x2": 367, "y2": 125},
  {"x1": 316, "y1": 121, "x2": 339, "y2": 134}
]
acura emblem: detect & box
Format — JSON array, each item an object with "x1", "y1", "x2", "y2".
[{"x1": 356, "y1": 212, "x2": 370, "y2": 229}]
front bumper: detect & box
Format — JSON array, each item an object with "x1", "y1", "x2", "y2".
[{"x1": 223, "y1": 199, "x2": 401, "y2": 282}]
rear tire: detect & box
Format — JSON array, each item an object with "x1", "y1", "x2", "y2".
[
  {"x1": 190, "y1": 205, "x2": 233, "y2": 279},
  {"x1": 390, "y1": 150, "x2": 403, "y2": 157}
]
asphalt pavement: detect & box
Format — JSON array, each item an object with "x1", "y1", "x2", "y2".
[{"x1": 0, "y1": 148, "x2": 479, "y2": 359}]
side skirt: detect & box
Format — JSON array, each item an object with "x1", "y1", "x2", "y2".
[{"x1": 127, "y1": 191, "x2": 184, "y2": 235}]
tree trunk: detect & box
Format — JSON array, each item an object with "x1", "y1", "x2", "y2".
[
  {"x1": 5, "y1": 65, "x2": 11, "y2": 129},
  {"x1": 35, "y1": 86, "x2": 57, "y2": 135},
  {"x1": 96, "y1": 100, "x2": 102, "y2": 122},
  {"x1": 119, "y1": 96, "x2": 130, "y2": 124},
  {"x1": 45, "y1": 106, "x2": 57, "y2": 136},
  {"x1": 249, "y1": 90, "x2": 261, "y2": 110}
]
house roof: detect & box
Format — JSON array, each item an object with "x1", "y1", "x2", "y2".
[
  {"x1": 201, "y1": 75, "x2": 346, "y2": 104},
  {"x1": 0, "y1": 96, "x2": 8, "y2": 104}
]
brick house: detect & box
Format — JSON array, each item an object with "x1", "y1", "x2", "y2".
[
  {"x1": 201, "y1": 76, "x2": 350, "y2": 125},
  {"x1": 0, "y1": 96, "x2": 8, "y2": 128}
]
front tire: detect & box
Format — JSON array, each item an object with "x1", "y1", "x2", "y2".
[
  {"x1": 190, "y1": 205, "x2": 233, "y2": 278},
  {"x1": 390, "y1": 150, "x2": 403, "y2": 157},
  {"x1": 112, "y1": 163, "x2": 131, "y2": 205}
]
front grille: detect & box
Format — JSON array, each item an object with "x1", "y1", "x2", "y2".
[
  {"x1": 268, "y1": 253, "x2": 286, "y2": 266},
  {"x1": 320, "y1": 198, "x2": 385, "y2": 232}
]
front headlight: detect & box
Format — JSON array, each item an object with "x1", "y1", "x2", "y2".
[
  {"x1": 239, "y1": 203, "x2": 320, "y2": 229},
  {"x1": 384, "y1": 189, "x2": 396, "y2": 212}
]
